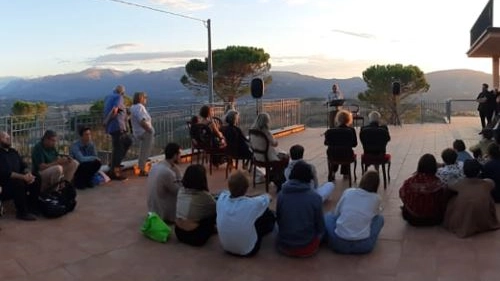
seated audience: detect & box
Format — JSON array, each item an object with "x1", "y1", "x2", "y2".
[
  {"x1": 216, "y1": 170, "x2": 275, "y2": 256},
  {"x1": 198, "y1": 104, "x2": 226, "y2": 149},
  {"x1": 444, "y1": 159, "x2": 500, "y2": 238},
  {"x1": 70, "y1": 127, "x2": 102, "y2": 189},
  {"x1": 436, "y1": 148, "x2": 464, "y2": 187},
  {"x1": 249, "y1": 112, "x2": 289, "y2": 190},
  {"x1": 481, "y1": 143, "x2": 500, "y2": 202},
  {"x1": 0, "y1": 131, "x2": 40, "y2": 221},
  {"x1": 453, "y1": 139, "x2": 473, "y2": 163},
  {"x1": 399, "y1": 154, "x2": 447, "y2": 226},
  {"x1": 470, "y1": 128, "x2": 495, "y2": 162},
  {"x1": 324, "y1": 110, "x2": 358, "y2": 180},
  {"x1": 222, "y1": 110, "x2": 253, "y2": 164},
  {"x1": 324, "y1": 170, "x2": 384, "y2": 254},
  {"x1": 359, "y1": 111, "x2": 391, "y2": 165},
  {"x1": 32, "y1": 130, "x2": 79, "y2": 191},
  {"x1": 284, "y1": 144, "x2": 335, "y2": 202},
  {"x1": 276, "y1": 161, "x2": 324, "y2": 257},
  {"x1": 195, "y1": 105, "x2": 226, "y2": 166},
  {"x1": 147, "y1": 143, "x2": 182, "y2": 224},
  {"x1": 175, "y1": 164, "x2": 216, "y2": 246}
]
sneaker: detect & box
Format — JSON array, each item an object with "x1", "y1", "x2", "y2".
[{"x1": 16, "y1": 213, "x2": 37, "y2": 221}]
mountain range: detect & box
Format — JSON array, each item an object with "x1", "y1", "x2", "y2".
[{"x1": 0, "y1": 67, "x2": 492, "y2": 105}]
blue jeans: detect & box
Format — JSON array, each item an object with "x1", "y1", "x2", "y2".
[{"x1": 324, "y1": 213, "x2": 384, "y2": 254}]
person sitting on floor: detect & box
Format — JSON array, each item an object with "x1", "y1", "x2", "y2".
[
  {"x1": 31, "y1": 130, "x2": 79, "y2": 191},
  {"x1": 276, "y1": 161, "x2": 324, "y2": 257},
  {"x1": 481, "y1": 143, "x2": 500, "y2": 202},
  {"x1": 324, "y1": 109, "x2": 358, "y2": 180},
  {"x1": 284, "y1": 144, "x2": 335, "y2": 202},
  {"x1": 69, "y1": 126, "x2": 102, "y2": 189},
  {"x1": 0, "y1": 131, "x2": 40, "y2": 221},
  {"x1": 443, "y1": 159, "x2": 500, "y2": 238},
  {"x1": 222, "y1": 110, "x2": 253, "y2": 167},
  {"x1": 436, "y1": 148, "x2": 464, "y2": 187},
  {"x1": 216, "y1": 170, "x2": 275, "y2": 257},
  {"x1": 399, "y1": 154, "x2": 448, "y2": 226},
  {"x1": 175, "y1": 164, "x2": 216, "y2": 246},
  {"x1": 147, "y1": 143, "x2": 182, "y2": 224},
  {"x1": 470, "y1": 128, "x2": 495, "y2": 163},
  {"x1": 453, "y1": 139, "x2": 473, "y2": 163},
  {"x1": 249, "y1": 112, "x2": 289, "y2": 191},
  {"x1": 324, "y1": 170, "x2": 384, "y2": 254}
]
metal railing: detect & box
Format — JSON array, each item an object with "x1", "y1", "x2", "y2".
[{"x1": 0, "y1": 99, "x2": 301, "y2": 166}]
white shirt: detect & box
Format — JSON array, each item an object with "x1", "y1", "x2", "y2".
[
  {"x1": 130, "y1": 103, "x2": 153, "y2": 137},
  {"x1": 216, "y1": 191, "x2": 270, "y2": 255},
  {"x1": 334, "y1": 187, "x2": 381, "y2": 240}
]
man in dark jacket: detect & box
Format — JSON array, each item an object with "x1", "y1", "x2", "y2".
[
  {"x1": 476, "y1": 83, "x2": 496, "y2": 128},
  {"x1": 276, "y1": 161, "x2": 324, "y2": 257},
  {"x1": 360, "y1": 111, "x2": 391, "y2": 158},
  {"x1": 0, "y1": 131, "x2": 40, "y2": 220}
]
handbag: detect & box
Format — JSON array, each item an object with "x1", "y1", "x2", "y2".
[
  {"x1": 141, "y1": 212, "x2": 171, "y2": 243},
  {"x1": 38, "y1": 179, "x2": 77, "y2": 218}
]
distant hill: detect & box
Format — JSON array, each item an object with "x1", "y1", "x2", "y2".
[{"x1": 0, "y1": 67, "x2": 493, "y2": 104}]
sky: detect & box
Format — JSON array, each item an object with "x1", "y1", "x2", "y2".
[{"x1": 0, "y1": 0, "x2": 496, "y2": 79}]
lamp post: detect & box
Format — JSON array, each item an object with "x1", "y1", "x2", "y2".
[{"x1": 206, "y1": 19, "x2": 214, "y2": 104}]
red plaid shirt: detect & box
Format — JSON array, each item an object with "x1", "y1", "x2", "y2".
[{"x1": 399, "y1": 173, "x2": 447, "y2": 219}]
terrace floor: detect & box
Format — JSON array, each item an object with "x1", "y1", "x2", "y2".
[{"x1": 1, "y1": 117, "x2": 499, "y2": 281}]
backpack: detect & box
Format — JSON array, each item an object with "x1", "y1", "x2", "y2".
[{"x1": 38, "y1": 180, "x2": 77, "y2": 218}]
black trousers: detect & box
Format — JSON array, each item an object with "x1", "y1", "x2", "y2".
[
  {"x1": 110, "y1": 131, "x2": 132, "y2": 169},
  {"x1": 175, "y1": 215, "x2": 216, "y2": 247},
  {"x1": 0, "y1": 178, "x2": 40, "y2": 215},
  {"x1": 73, "y1": 160, "x2": 102, "y2": 188},
  {"x1": 245, "y1": 208, "x2": 276, "y2": 256},
  {"x1": 479, "y1": 110, "x2": 494, "y2": 128}
]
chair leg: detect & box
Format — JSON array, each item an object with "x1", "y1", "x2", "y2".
[
  {"x1": 265, "y1": 167, "x2": 270, "y2": 193},
  {"x1": 347, "y1": 165, "x2": 352, "y2": 187},
  {"x1": 353, "y1": 160, "x2": 357, "y2": 182},
  {"x1": 253, "y1": 165, "x2": 257, "y2": 188},
  {"x1": 382, "y1": 164, "x2": 387, "y2": 190},
  {"x1": 388, "y1": 162, "x2": 391, "y2": 183}
]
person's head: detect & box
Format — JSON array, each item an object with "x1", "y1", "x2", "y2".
[
  {"x1": 0, "y1": 131, "x2": 11, "y2": 149},
  {"x1": 359, "y1": 170, "x2": 380, "y2": 193},
  {"x1": 487, "y1": 142, "x2": 500, "y2": 160},
  {"x1": 289, "y1": 160, "x2": 314, "y2": 183},
  {"x1": 417, "y1": 153, "x2": 438, "y2": 175},
  {"x1": 441, "y1": 148, "x2": 458, "y2": 165},
  {"x1": 41, "y1": 130, "x2": 58, "y2": 149},
  {"x1": 182, "y1": 164, "x2": 208, "y2": 191},
  {"x1": 332, "y1": 83, "x2": 339, "y2": 93},
  {"x1": 335, "y1": 110, "x2": 353, "y2": 126},
  {"x1": 78, "y1": 126, "x2": 92, "y2": 144},
  {"x1": 190, "y1": 115, "x2": 199, "y2": 125},
  {"x1": 453, "y1": 139, "x2": 466, "y2": 152},
  {"x1": 199, "y1": 105, "x2": 213, "y2": 119},
  {"x1": 132, "y1": 92, "x2": 147, "y2": 105},
  {"x1": 114, "y1": 85, "x2": 125, "y2": 95},
  {"x1": 289, "y1": 144, "x2": 305, "y2": 160},
  {"x1": 228, "y1": 170, "x2": 249, "y2": 198},
  {"x1": 368, "y1": 111, "x2": 381, "y2": 124},
  {"x1": 252, "y1": 112, "x2": 271, "y2": 130},
  {"x1": 463, "y1": 159, "x2": 482, "y2": 178},
  {"x1": 225, "y1": 110, "x2": 239, "y2": 126},
  {"x1": 481, "y1": 128, "x2": 494, "y2": 140},
  {"x1": 482, "y1": 83, "x2": 489, "y2": 91},
  {"x1": 164, "y1": 142, "x2": 181, "y2": 163}
]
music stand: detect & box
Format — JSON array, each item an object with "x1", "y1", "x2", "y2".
[{"x1": 326, "y1": 99, "x2": 345, "y2": 128}]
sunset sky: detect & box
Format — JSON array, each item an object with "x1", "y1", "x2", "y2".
[{"x1": 0, "y1": 0, "x2": 495, "y2": 79}]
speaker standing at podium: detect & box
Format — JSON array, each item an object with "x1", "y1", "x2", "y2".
[{"x1": 326, "y1": 84, "x2": 344, "y2": 128}]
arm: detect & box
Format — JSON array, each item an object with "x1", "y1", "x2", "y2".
[{"x1": 70, "y1": 142, "x2": 97, "y2": 163}]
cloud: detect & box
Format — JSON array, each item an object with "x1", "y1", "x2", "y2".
[
  {"x1": 151, "y1": 0, "x2": 210, "y2": 11},
  {"x1": 331, "y1": 29, "x2": 376, "y2": 40},
  {"x1": 281, "y1": 0, "x2": 309, "y2": 5},
  {"x1": 89, "y1": 50, "x2": 206, "y2": 65},
  {"x1": 106, "y1": 43, "x2": 141, "y2": 51}
]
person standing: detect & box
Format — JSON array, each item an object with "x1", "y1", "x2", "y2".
[
  {"x1": 476, "y1": 83, "x2": 496, "y2": 128},
  {"x1": 147, "y1": 143, "x2": 182, "y2": 224},
  {"x1": 326, "y1": 83, "x2": 344, "y2": 128},
  {"x1": 70, "y1": 127, "x2": 102, "y2": 189},
  {"x1": 104, "y1": 85, "x2": 132, "y2": 180},
  {"x1": 31, "y1": 130, "x2": 79, "y2": 191},
  {"x1": 130, "y1": 92, "x2": 154, "y2": 176},
  {"x1": 0, "y1": 131, "x2": 40, "y2": 220}
]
